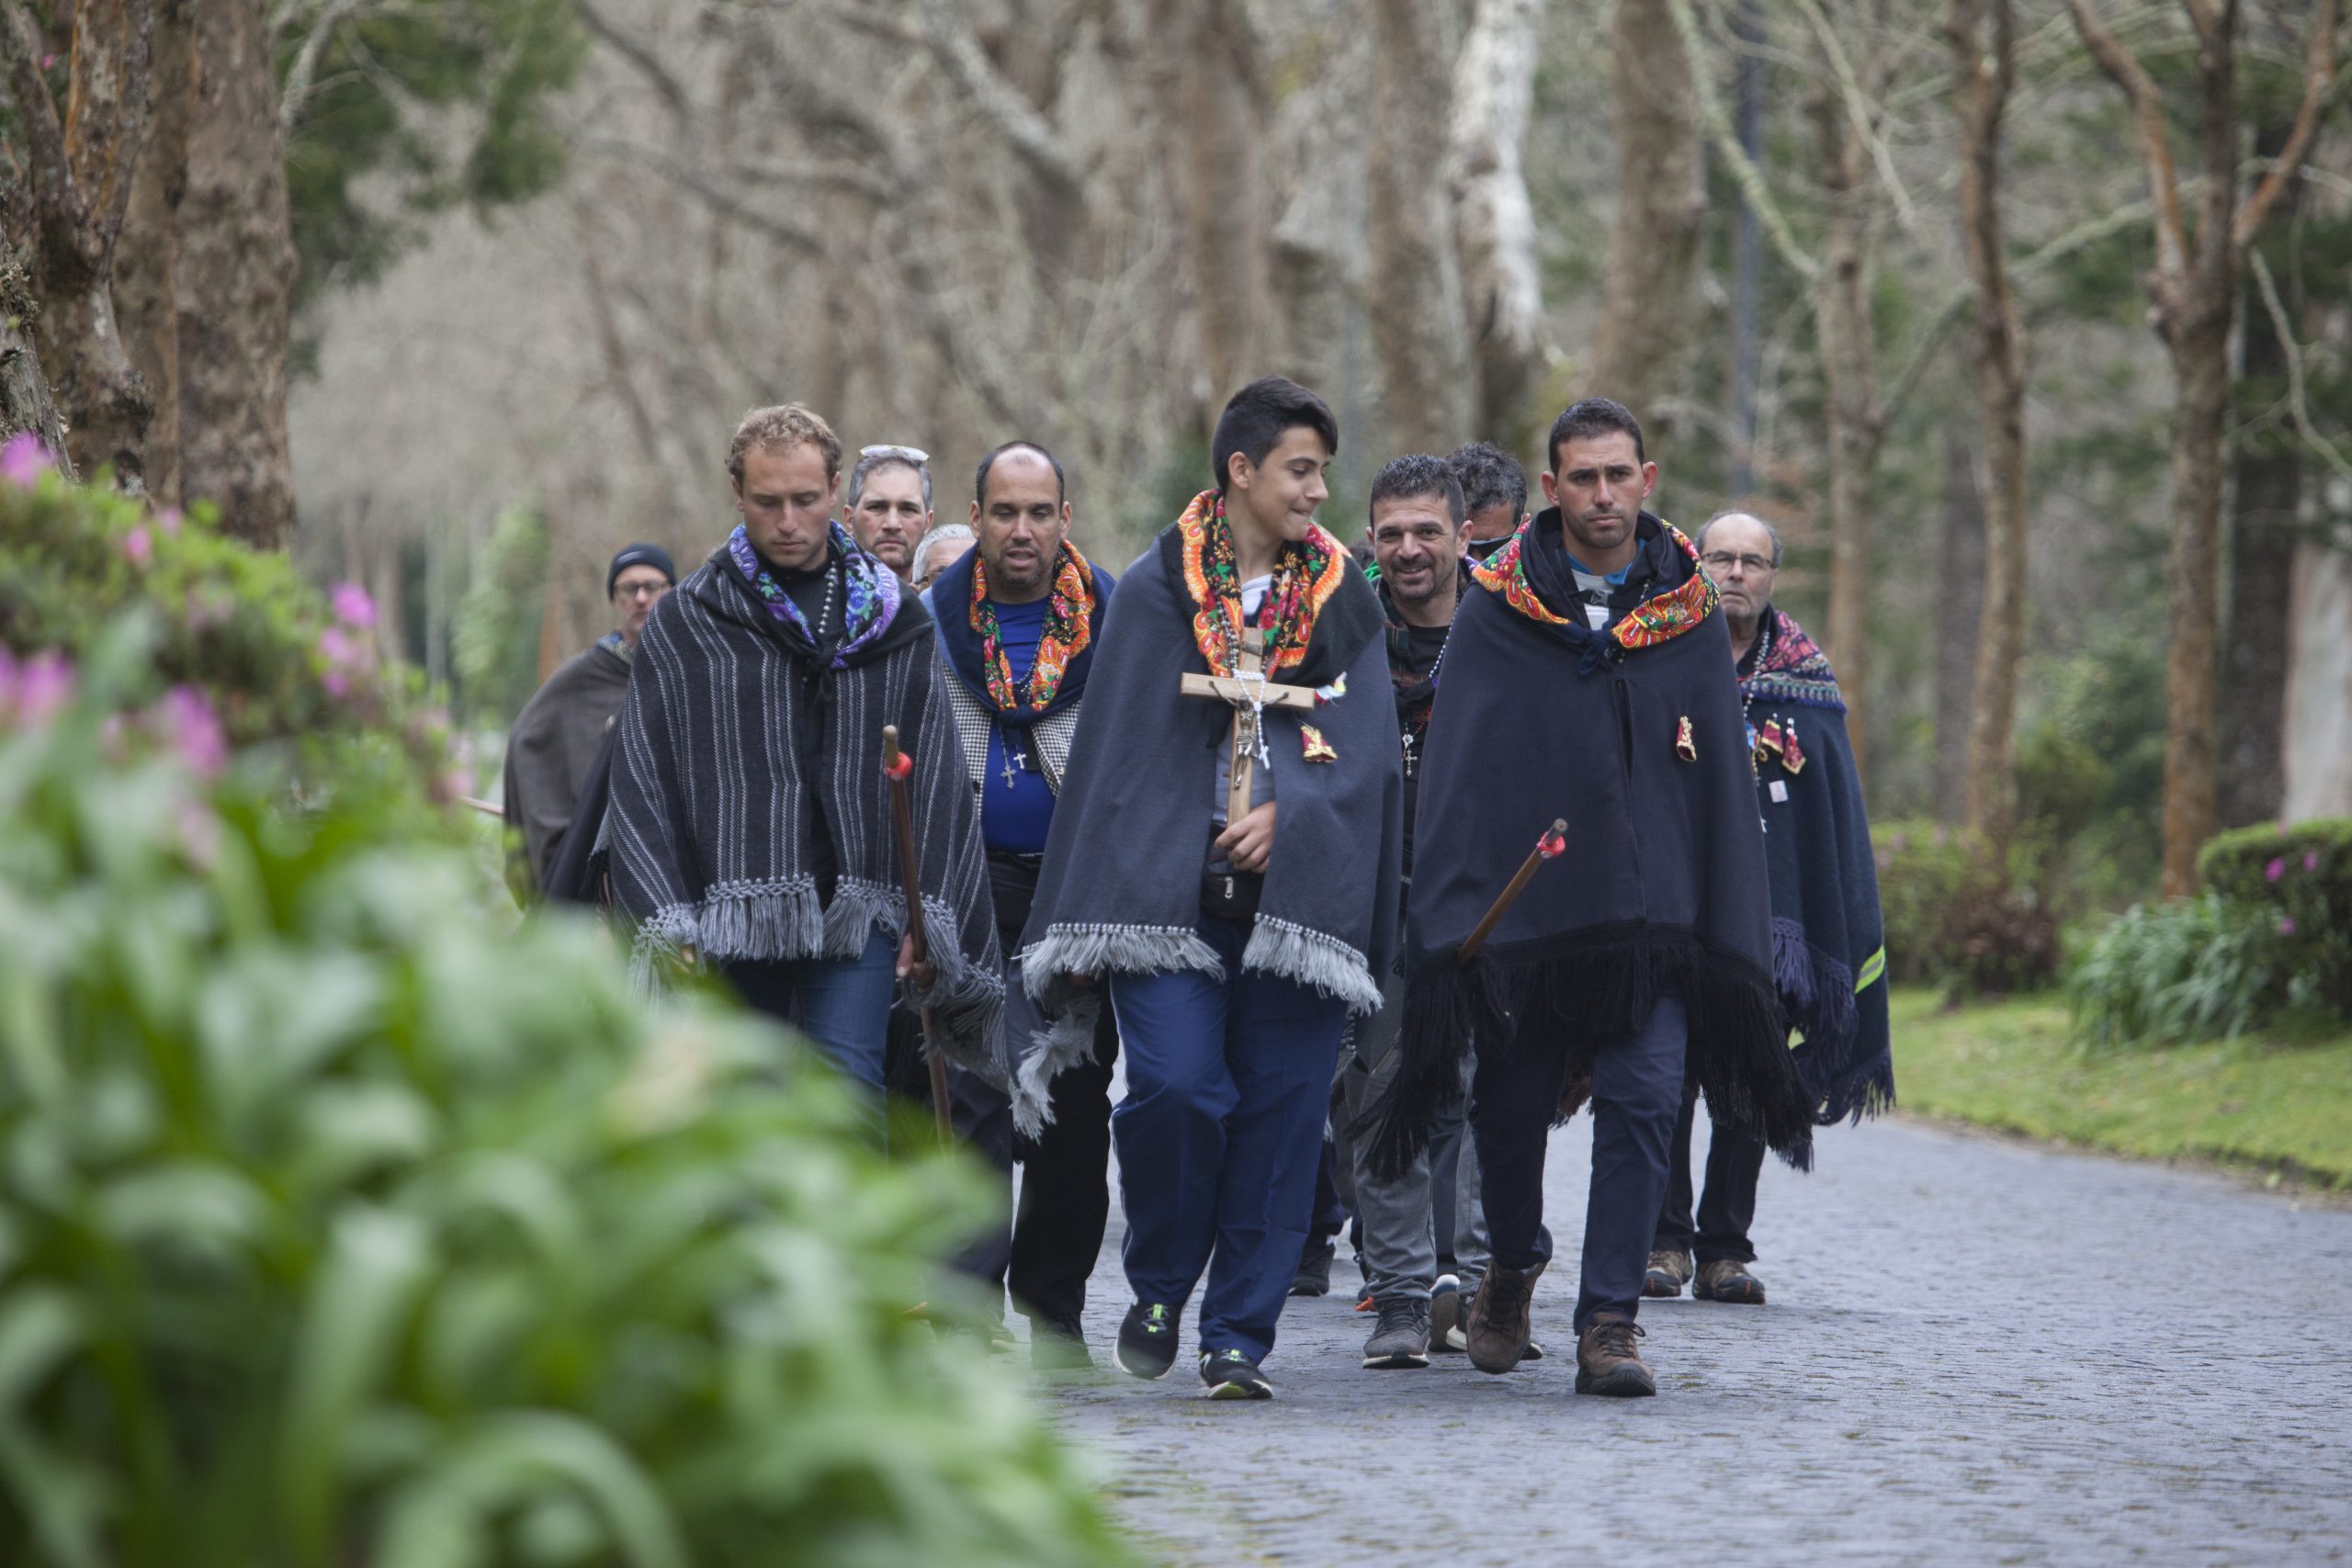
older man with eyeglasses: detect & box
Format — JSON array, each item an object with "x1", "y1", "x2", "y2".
[{"x1": 1644, "y1": 510, "x2": 1893, "y2": 1309}]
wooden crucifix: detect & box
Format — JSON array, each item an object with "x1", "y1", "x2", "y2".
[{"x1": 1181, "y1": 643, "x2": 1319, "y2": 822}]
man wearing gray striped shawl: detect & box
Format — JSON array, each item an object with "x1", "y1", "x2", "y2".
[{"x1": 605, "y1": 405, "x2": 1005, "y2": 1131}]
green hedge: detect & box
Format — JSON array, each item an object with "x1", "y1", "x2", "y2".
[
  {"x1": 1871, "y1": 818, "x2": 2060, "y2": 997},
  {"x1": 2199, "y1": 818, "x2": 2352, "y2": 1016}
]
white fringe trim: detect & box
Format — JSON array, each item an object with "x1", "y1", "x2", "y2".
[
  {"x1": 628, "y1": 903, "x2": 703, "y2": 994},
  {"x1": 1018, "y1": 922, "x2": 1225, "y2": 1001},
  {"x1": 1243, "y1": 917, "x2": 1383, "y2": 1015}
]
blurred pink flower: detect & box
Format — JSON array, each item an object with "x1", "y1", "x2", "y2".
[
  {"x1": 17, "y1": 651, "x2": 73, "y2": 724},
  {"x1": 2305, "y1": 852, "x2": 2320, "y2": 873},
  {"x1": 123, "y1": 525, "x2": 153, "y2": 567},
  {"x1": 331, "y1": 581, "x2": 377, "y2": 628},
  {"x1": 322, "y1": 670, "x2": 351, "y2": 698},
  {"x1": 319, "y1": 626, "x2": 356, "y2": 666},
  {"x1": 157, "y1": 507, "x2": 183, "y2": 536},
  {"x1": 156, "y1": 685, "x2": 227, "y2": 779},
  {"x1": 2265, "y1": 857, "x2": 2285, "y2": 883},
  {"x1": 2279, "y1": 916, "x2": 2298, "y2": 938},
  {"x1": 2, "y1": 432, "x2": 54, "y2": 486}
]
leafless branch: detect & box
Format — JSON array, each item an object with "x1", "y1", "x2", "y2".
[
  {"x1": 914, "y1": 0, "x2": 1084, "y2": 198},
  {"x1": 2234, "y1": 0, "x2": 2340, "y2": 248},
  {"x1": 2249, "y1": 248, "x2": 2352, "y2": 486}
]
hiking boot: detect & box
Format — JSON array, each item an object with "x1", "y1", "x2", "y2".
[
  {"x1": 1290, "y1": 1238, "x2": 1336, "y2": 1298},
  {"x1": 1693, "y1": 1258, "x2": 1767, "y2": 1304},
  {"x1": 1644, "y1": 1248, "x2": 1694, "y2": 1299},
  {"x1": 1115, "y1": 1301, "x2": 1180, "y2": 1380},
  {"x1": 1464, "y1": 1260, "x2": 1544, "y2": 1374},
  {"x1": 1430, "y1": 1274, "x2": 1464, "y2": 1351},
  {"x1": 1200, "y1": 1348, "x2": 1273, "y2": 1400},
  {"x1": 1361, "y1": 1297, "x2": 1431, "y2": 1370},
  {"x1": 1574, "y1": 1312, "x2": 1656, "y2": 1397},
  {"x1": 1030, "y1": 1313, "x2": 1093, "y2": 1371}
]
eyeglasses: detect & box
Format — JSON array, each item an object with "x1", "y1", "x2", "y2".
[
  {"x1": 1700, "y1": 551, "x2": 1776, "y2": 574},
  {"x1": 860, "y1": 444, "x2": 930, "y2": 465},
  {"x1": 615, "y1": 581, "x2": 668, "y2": 600}
]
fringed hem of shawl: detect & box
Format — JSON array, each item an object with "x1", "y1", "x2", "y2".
[
  {"x1": 1354, "y1": 925, "x2": 1815, "y2": 1180},
  {"x1": 1772, "y1": 916, "x2": 1858, "y2": 1055},
  {"x1": 904, "y1": 893, "x2": 1008, "y2": 1092},
  {"x1": 628, "y1": 904, "x2": 703, "y2": 993},
  {"x1": 1009, "y1": 995, "x2": 1102, "y2": 1140},
  {"x1": 1817, "y1": 1056, "x2": 1896, "y2": 1127},
  {"x1": 1019, "y1": 923, "x2": 1225, "y2": 999},
  {"x1": 1243, "y1": 917, "x2": 1384, "y2": 1015}
]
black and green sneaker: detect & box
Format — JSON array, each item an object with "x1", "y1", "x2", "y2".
[
  {"x1": 1199, "y1": 1348, "x2": 1273, "y2": 1400},
  {"x1": 1115, "y1": 1301, "x2": 1180, "y2": 1380}
]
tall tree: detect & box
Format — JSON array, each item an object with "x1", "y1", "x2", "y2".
[
  {"x1": 2063, "y1": 0, "x2": 2338, "y2": 895},
  {"x1": 1587, "y1": 0, "x2": 1702, "y2": 457},
  {"x1": 2, "y1": 0, "x2": 157, "y2": 484},
  {"x1": 1932, "y1": 429, "x2": 1984, "y2": 824},
  {"x1": 1367, "y1": 0, "x2": 1469, "y2": 456},
  {"x1": 118, "y1": 0, "x2": 190, "y2": 509},
  {"x1": 1445, "y1": 0, "x2": 1546, "y2": 454},
  {"x1": 1950, "y1": 0, "x2": 2029, "y2": 854}
]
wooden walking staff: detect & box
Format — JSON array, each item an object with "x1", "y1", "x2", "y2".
[
  {"x1": 1458, "y1": 819, "x2": 1569, "y2": 962},
  {"x1": 1180, "y1": 643, "x2": 1320, "y2": 820},
  {"x1": 880, "y1": 725, "x2": 955, "y2": 1147}
]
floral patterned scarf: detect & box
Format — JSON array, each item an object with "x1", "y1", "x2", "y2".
[
  {"x1": 970, "y1": 541, "x2": 1098, "y2": 712},
  {"x1": 1471, "y1": 511, "x2": 1718, "y2": 652},
  {"x1": 1175, "y1": 489, "x2": 1351, "y2": 677},
  {"x1": 724, "y1": 521, "x2": 899, "y2": 667}
]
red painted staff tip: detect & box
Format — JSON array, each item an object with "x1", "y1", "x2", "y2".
[{"x1": 1538, "y1": 819, "x2": 1567, "y2": 859}]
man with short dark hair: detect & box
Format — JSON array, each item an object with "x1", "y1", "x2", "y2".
[
  {"x1": 921, "y1": 439, "x2": 1122, "y2": 1366},
  {"x1": 1446, "y1": 441, "x2": 1530, "y2": 561},
  {"x1": 1335, "y1": 454, "x2": 1496, "y2": 1371},
  {"x1": 1017, "y1": 377, "x2": 1403, "y2": 1400},
  {"x1": 604, "y1": 404, "x2": 1005, "y2": 1134},
  {"x1": 1644, "y1": 510, "x2": 1892, "y2": 1307},
  {"x1": 846, "y1": 444, "x2": 934, "y2": 581},
  {"x1": 1364, "y1": 398, "x2": 1815, "y2": 1399},
  {"x1": 501, "y1": 543, "x2": 674, "y2": 901}
]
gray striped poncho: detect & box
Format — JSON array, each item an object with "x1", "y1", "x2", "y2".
[{"x1": 605, "y1": 534, "x2": 1005, "y2": 1087}]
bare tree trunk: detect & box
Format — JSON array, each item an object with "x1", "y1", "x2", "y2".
[
  {"x1": 1365, "y1": 0, "x2": 1468, "y2": 456},
  {"x1": 1933, "y1": 431, "x2": 1984, "y2": 823},
  {"x1": 5, "y1": 0, "x2": 158, "y2": 486},
  {"x1": 178, "y1": 0, "x2": 299, "y2": 545},
  {"x1": 1586, "y1": 0, "x2": 1702, "y2": 456},
  {"x1": 1813, "y1": 72, "x2": 1885, "y2": 785},
  {"x1": 0, "y1": 253, "x2": 70, "y2": 453},
  {"x1": 1951, "y1": 0, "x2": 2028, "y2": 853},
  {"x1": 1445, "y1": 0, "x2": 1545, "y2": 453},
  {"x1": 2159, "y1": 321, "x2": 2232, "y2": 888},
  {"x1": 1172, "y1": 0, "x2": 1272, "y2": 415},
  {"x1": 1271, "y1": 28, "x2": 1369, "y2": 399},
  {"x1": 118, "y1": 0, "x2": 189, "y2": 510}
]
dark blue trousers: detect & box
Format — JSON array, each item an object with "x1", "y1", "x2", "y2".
[
  {"x1": 1472, "y1": 992, "x2": 1688, "y2": 1333},
  {"x1": 1108, "y1": 915, "x2": 1350, "y2": 1364}
]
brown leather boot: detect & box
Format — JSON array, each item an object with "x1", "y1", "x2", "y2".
[
  {"x1": 1464, "y1": 1259, "x2": 1544, "y2": 1374},
  {"x1": 1693, "y1": 1258, "x2": 1767, "y2": 1304},
  {"x1": 1643, "y1": 1249, "x2": 1693, "y2": 1299},
  {"x1": 1575, "y1": 1312, "x2": 1656, "y2": 1397}
]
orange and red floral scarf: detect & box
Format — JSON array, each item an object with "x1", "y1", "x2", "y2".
[
  {"x1": 970, "y1": 541, "x2": 1098, "y2": 712},
  {"x1": 1175, "y1": 490, "x2": 1351, "y2": 677},
  {"x1": 1471, "y1": 514, "x2": 1719, "y2": 652}
]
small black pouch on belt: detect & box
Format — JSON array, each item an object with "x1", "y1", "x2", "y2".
[{"x1": 1199, "y1": 867, "x2": 1263, "y2": 924}]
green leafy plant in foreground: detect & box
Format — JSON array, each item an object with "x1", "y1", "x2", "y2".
[
  {"x1": 2065, "y1": 894, "x2": 2282, "y2": 1051},
  {"x1": 0, "y1": 632, "x2": 1130, "y2": 1568}
]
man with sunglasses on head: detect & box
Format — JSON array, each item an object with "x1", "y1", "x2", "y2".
[
  {"x1": 847, "y1": 443, "x2": 935, "y2": 582},
  {"x1": 1644, "y1": 511, "x2": 1892, "y2": 1309},
  {"x1": 500, "y1": 543, "x2": 674, "y2": 903}
]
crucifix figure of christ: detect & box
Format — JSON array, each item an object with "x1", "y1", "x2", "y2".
[{"x1": 1180, "y1": 642, "x2": 1319, "y2": 823}]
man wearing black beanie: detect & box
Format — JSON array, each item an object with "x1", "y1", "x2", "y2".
[{"x1": 501, "y1": 542, "x2": 674, "y2": 900}]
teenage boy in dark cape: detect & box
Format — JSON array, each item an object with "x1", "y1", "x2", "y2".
[
  {"x1": 1645, "y1": 510, "x2": 1892, "y2": 1307},
  {"x1": 1015, "y1": 378, "x2": 1403, "y2": 1400},
  {"x1": 1363, "y1": 398, "x2": 1815, "y2": 1399}
]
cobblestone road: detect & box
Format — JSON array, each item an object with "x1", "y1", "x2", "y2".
[{"x1": 1034, "y1": 1115, "x2": 2352, "y2": 1566}]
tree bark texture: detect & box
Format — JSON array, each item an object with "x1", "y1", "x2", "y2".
[
  {"x1": 177, "y1": 0, "x2": 299, "y2": 546},
  {"x1": 0, "y1": 254, "x2": 71, "y2": 454},
  {"x1": 1366, "y1": 0, "x2": 1469, "y2": 457},
  {"x1": 1932, "y1": 430, "x2": 1984, "y2": 824},
  {"x1": 1444, "y1": 0, "x2": 1545, "y2": 455},
  {"x1": 5, "y1": 0, "x2": 157, "y2": 486},
  {"x1": 1811, "y1": 70, "x2": 1886, "y2": 787},
  {"x1": 1950, "y1": 0, "x2": 2027, "y2": 854},
  {"x1": 1586, "y1": 0, "x2": 1702, "y2": 458},
  {"x1": 1172, "y1": 0, "x2": 1272, "y2": 418},
  {"x1": 118, "y1": 0, "x2": 190, "y2": 510}
]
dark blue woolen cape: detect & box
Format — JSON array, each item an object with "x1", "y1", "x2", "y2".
[{"x1": 1361, "y1": 513, "x2": 1815, "y2": 1177}]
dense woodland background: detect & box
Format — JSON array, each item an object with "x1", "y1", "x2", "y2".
[{"x1": 4, "y1": 0, "x2": 2348, "y2": 914}]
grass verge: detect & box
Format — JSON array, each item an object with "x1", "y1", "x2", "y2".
[{"x1": 1889, "y1": 986, "x2": 2352, "y2": 1190}]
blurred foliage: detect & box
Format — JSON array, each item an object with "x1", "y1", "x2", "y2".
[
  {"x1": 2066, "y1": 895, "x2": 2284, "y2": 1052},
  {"x1": 2199, "y1": 818, "x2": 2352, "y2": 1018},
  {"x1": 452, "y1": 507, "x2": 549, "y2": 727},
  {"x1": 0, "y1": 478, "x2": 1132, "y2": 1564},
  {"x1": 279, "y1": 0, "x2": 586, "y2": 326},
  {"x1": 1871, "y1": 818, "x2": 2059, "y2": 999}
]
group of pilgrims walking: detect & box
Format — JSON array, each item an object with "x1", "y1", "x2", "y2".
[{"x1": 501, "y1": 378, "x2": 1893, "y2": 1401}]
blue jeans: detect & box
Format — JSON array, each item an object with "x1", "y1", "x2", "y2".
[
  {"x1": 1109, "y1": 916, "x2": 1350, "y2": 1365},
  {"x1": 722, "y1": 927, "x2": 898, "y2": 1138}
]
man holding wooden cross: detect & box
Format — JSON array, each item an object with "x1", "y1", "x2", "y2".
[{"x1": 1012, "y1": 378, "x2": 1402, "y2": 1400}]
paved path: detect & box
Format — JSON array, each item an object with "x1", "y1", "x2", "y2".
[{"x1": 1033, "y1": 1114, "x2": 2352, "y2": 1566}]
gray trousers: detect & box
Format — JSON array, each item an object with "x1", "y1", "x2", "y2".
[{"x1": 1330, "y1": 971, "x2": 1489, "y2": 1304}]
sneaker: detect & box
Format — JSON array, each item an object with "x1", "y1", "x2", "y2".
[
  {"x1": 1644, "y1": 1248, "x2": 1694, "y2": 1299},
  {"x1": 1574, "y1": 1311, "x2": 1656, "y2": 1397},
  {"x1": 1464, "y1": 1259, "x2": 1544, "y2": 1374},
  {"x1": 1693, "y1": 1258, "x2": 1767, "y2": 1304},
  {"x1": 1361, "y1": 1296, "x2": 1431, "y2": 1370},
  {"x1": 1115, "y1": 1301, "x2": 1180, "y2": 1380},
  {"x1": 1289, "y1": 1238, "x2": 1336, "y2": 1298},
  {"x1": 1200, "y1": 1348, "x2": 1273, "y2": 1400},
  {"x1": 1030, "y1": 1313, "x2": 1093, "y2": 1371},
  {"x1": 1429, "y1": 1274, "x2": 1464, "y2": 1351}
]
